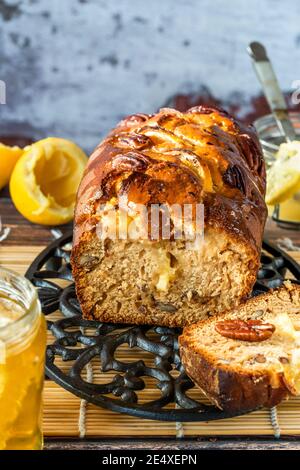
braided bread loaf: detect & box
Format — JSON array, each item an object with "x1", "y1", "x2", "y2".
[{"x1": 71, "y1": 106, "x2": 267, "y2": 327}]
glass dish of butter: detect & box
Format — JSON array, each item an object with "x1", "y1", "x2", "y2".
[{"x1": 254, "y1": 112, "x2": 300, "y2": 229}]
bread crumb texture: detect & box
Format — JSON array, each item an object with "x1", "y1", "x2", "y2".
[{"x1": 72, "y1": 228, "x2": 257, "y2": 327}]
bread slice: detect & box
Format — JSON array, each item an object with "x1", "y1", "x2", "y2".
[{"x1": 179, "y1": 282, "x2": 300, "y2": 412}]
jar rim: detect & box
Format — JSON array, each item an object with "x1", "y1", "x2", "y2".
[
  {"x1": 0, "y1": 266, "x2": 39, "y2": 334},
  {"x1": 254, "y1": 111, "x2": 300, "y2": 129}
]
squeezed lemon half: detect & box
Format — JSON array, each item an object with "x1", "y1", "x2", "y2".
[
  {"x1": 266, "y1": 141, "x2": 300, "y2": 205},
  {"x1": 10, "y1": 137, "x2": 88, "y2": 225},
  {"x1": 0, "y1": 144, "x2": 23, "y2": 191}
]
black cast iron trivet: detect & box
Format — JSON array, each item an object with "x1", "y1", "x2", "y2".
[{"x1": 26, "y1": 232, "x2": 300, "y2": 421}]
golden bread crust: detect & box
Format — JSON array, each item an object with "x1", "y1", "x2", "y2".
[{"x1": 73, "y1": 106, "x2": 266, "y2": 249}]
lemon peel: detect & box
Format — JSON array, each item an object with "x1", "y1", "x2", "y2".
[
  {"x1": 266, "y1": 141, "x2": 300, "y2": 205},
  {"x1": 10, "y1": 137, "x2": 88, "y2": 225},
  {"x1": 0, "y1": 144, "x2": 23, "y2": 191}
]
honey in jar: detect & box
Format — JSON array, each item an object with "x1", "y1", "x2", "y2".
[{"x1": 0, "y1": 268, "x2": 46, "y2": 450}]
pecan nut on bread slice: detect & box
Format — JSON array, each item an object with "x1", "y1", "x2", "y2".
[
  {"x1": 71, "y1": 106, "x2": 267, "y2": 327},
  {"x1": 179, "y1": 282, "x2": 300, "y2": 412}
]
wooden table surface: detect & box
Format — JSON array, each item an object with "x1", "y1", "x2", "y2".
[{"x1": 1, "y1": 194, "x2": 300, "y2": 450}]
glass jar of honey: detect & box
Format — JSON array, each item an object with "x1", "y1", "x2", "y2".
[
  {"x1": 254, "y1": 112, "x2": 300, "y2": 229},
  {"x1": 0, "y1": 267, "x2": 46, "y2": 450}
]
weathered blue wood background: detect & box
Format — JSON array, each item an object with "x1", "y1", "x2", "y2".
[{"x1": 0, "y1": 0, "x2": 299, "y2": 152}]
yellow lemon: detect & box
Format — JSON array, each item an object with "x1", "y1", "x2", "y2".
[
  {"x1": 10, "y1": 137, "x2": 88, "y2": 225},
  {"x1": 266, "y1": 166, "x2": 300, "y2": 205},
  {"x1": 266, "y1": 141, "x2": 300, "y2": 205},
  {"x1": 0, "y1": 144, "x2": 23, "y2": 191}
]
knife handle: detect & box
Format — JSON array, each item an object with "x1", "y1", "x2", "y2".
[{"x1": 248, "y1": 41, "x2": 296, "y2": 142}]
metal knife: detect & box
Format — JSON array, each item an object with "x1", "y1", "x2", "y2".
[{"x1": 247, "y1": 41, "x2": 296, "y2": 143}]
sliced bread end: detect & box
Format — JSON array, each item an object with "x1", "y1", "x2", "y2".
[{"x1": 179, "y1": 282, "x2": 300, "y2": 412}]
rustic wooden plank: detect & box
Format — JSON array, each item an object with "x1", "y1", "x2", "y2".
[
  {"x1": 0, "y1": 198, "x2": 71, "y2": 246},
  {"x1": 43, "y1": 438, "x2": 300, "y2": 450},
  {"x1": 264, "y1": 219, "x2": 300, "y2": 246}
]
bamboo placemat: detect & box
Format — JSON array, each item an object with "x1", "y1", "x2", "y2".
[{"x1": 1, "y1": 245, "x2": 300, "y2": 438}]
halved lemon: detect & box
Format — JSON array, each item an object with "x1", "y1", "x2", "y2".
[
  {"x1": 10, "y1": 137, "x2": 88, "y2": 225},
  {"x1": 0, "y1": 144, "x2": 23, "y2": 191},
  {"x1": 266, "y1": 141, "x2": 300, "y2": 205}
]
